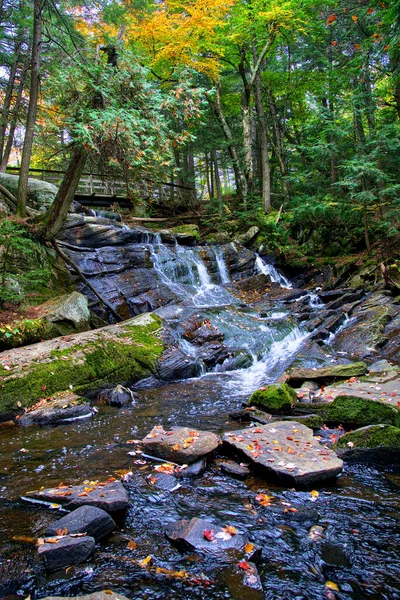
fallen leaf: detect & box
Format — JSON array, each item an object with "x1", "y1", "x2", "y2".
[
  {"x1": 139, "y1": 555, "x2": 152, "y2": 567},
  {"x1": 310, "y1": 490, "x2": 319, "y2": 502},
  {"x1": 224, "y1": 525, "x2": 237, "y2": 535},
  {"x1": 203, "y1": 529, "x2": 215, "y2": 541},
  {"x1": 127, "y1": 540, "x2": 137, "y2": 550},
  {"x1": 326, "y1": 580, "x2": 340, "y2": 591},
  {"x1": 244, "y1": 542, "x2": 254, "y2": 553},
  {"x1": 172, "y1": 443, "x2": 180, "y2": 451}
]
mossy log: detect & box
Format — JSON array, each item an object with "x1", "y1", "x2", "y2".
[{"x1": 0, "y1": 313, "x2": 164, "y2": 417}]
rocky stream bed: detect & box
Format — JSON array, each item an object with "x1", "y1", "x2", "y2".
[{"x1": 1, "y1": 214, "x2": 400, "y2": 600}]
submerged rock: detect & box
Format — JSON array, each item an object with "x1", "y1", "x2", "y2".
[
  {"x1": 333, "y1": 424, "x2": 400, "y2": 461},
  {"x1": 218, "y1": 460, "x2": 251, "y2": 479},
  {"x1": 26, "y1": 480, "x2": 130, "y2": 513},
  {"x1": 45, "y1": 505, "x2": 116, "y2": 540},
  {"x1": 165, "y1": 517, "x2": 257, "y2": 561},
  {"x1": 219, "y1": 562, "x2": 264, "y2": 600},
  {"x1": 249, "y1": 383, "x2": 297, "y2": 414},
  {"x1": 38, "y1": 534, "x2": 95, "y2": 571},
  {"x1": 17, "y1": 393, "x2": 92, "y2": 426},
  {"x1": 222, "y1": 422, "x2": 343, "y2": 485},
  {"x1": 98, "y1": 385, "x2": 138, "y2": 407},
  {"x1": 142, "y1": 425, "x2": 220, "y2": 464}
]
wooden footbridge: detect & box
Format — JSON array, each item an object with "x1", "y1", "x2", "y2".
[{"x1": 6, "y1": 166, "x2": 195, "y2": 211}]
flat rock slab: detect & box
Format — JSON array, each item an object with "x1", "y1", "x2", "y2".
[
  {"x1": 41, "y1": 593, "x2": 130, "y2": 600},
  {"x1": 17, "y1": 393, "x2": 92, "y2": 426},
  {"x1": 323, "y1": 371, "x2": 400, "y2": 407},
  {"x1": 165, "y1": 517, "x2": 257, "y2": 561},
  {"x1": 27, "y1": 480, "x2": 129, "y2": 513},
  {"x1": 142, "y1": 425, "x2": 220, "y2": 464},
  {"x1": 286, "y1": 362, "x2": 368, "y2": 386},
  {"x1": 45, "y1": 505, "x2": 116, "y2": 540},
  {"x1": 38, "y1": 534, "x2": 95, "y2": 571},
  {"x1": 222, "y1": 422, "x2": 343, "y2": 485}
]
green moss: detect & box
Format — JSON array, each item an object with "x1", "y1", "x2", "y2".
[
  {"x1": 334, "y1": 425, "x2": 400, "y2": 450},
  {"x1": 296, "y1": 396, "x2": 400, "y2": 427},
  {"x1": 250, "y1": 383, "x2": 297, "y2": 414},
  {"x1": 0, "y1": 314, "x2": 164, "y2": 415},
  {"x1": 168, "y1": 224, "x2": 200, "y2": 240}
]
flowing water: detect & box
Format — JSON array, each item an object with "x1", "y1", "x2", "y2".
[{"x1": 0, "y1": 241, "x2": 399, "y2": 600}]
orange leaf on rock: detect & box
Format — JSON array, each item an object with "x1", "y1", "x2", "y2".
[
  {"x1": 203, "y1": 529, "x2": 215, "y2": 541},
  {"x1": 224, "y1": 525, "x2": 237, "y2": 535},
  {"x1": 244, "y1": 542, "x2": 254, "y2": 553},
  {"x1": 172, "y1": 443, "x2": 180, "y2": 451},
  {"x1": 127, "y1": 540, "x2": 137, "y2": 550}
]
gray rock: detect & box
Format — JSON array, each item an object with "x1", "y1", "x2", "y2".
[
  {"x1": 98, "y1": 385, "x2": 138, "y2": 407},
  {"x1": 36, "y1": 292, "x2": 90, "y2": 329},
  {"x1": 368, "y1": 359, "x2": 396, "y2": 375},
  {"x1": 18, "y1": 393, "x2": 92, "y2": 426},
  {"x1": 222, "y1": 422, "x2": 343, "y2": 485},
  {"x1": 234, "y1": 226, "x2": 260, "y2": 246},
  {"x1": 38, "y1": 534, "x2": 95, "y2": 571},
  {"x1": 286, "y1": 362, "x2": 368, "y2": 386},
  {"x1": 142, "y1": 425, "x2": 220, "y2": 464},
  {"x1": 165, "y1": 517, "x2": 257, "y2": 561},
  {"x1": 177, "y1": 457, "x2": 207, "y2": 478},
  {"x1": 219, "y1": 460, "x2": 251, "y2": 479},
  {"x1": 41, "y1": 593, "x2": 130, "y2": 600},
  {"x1": 27, "y1": 480, "x2": 130, "y2": 513},
  {"x1": 0, "y1": 172, "x2": 58, "y2": 210},
  {"x1": 156, "y1": 348, "x2": 201, "y2": 381},
  {"x1": 45, "y1": 505, "x2": 116, "y2": 540}
]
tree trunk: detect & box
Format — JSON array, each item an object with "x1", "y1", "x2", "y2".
[
  {"x1": 39, "y1": 145, "x2": 87, "y2": 241},
  {"x1": 0, "y1": 41, "x2": 21, "y2": 162},
  {"x1": 254, "y1": 72, "x2": 271, "y2": 213},
  {"x1": 267, "y1": 87, "x2": 289, "y2": 202},
  {"x1": 0, "y1": 59, "x2": 28, "y2": 172},
  {"x1": 205, "y1": 152, "x2": 212, "y2": 198},
  {"x1": 16, "y1": 0, "x2": 42, "y2": 216},
  {"x1": 207, "y1": 85, "x2": 247, "y2": 199},
  {"x1": 212, "y1": 149, "x2": 222, "y2": 204}
]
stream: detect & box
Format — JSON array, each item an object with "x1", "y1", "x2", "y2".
[{"x1": 0, "y1": 238, "x2": 399, "y2": 599}]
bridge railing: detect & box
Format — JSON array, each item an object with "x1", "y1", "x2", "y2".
[{"x1": 5, "y1": 167, "x2": 196, "y2": 208}]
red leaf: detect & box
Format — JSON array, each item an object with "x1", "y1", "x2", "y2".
[{"x1": 203, "y1": 529, "x2": 215, "y2": 541}]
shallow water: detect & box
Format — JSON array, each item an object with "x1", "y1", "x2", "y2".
[{"x1": 1, "y1": 243, "x2": 399, "y2": 599}]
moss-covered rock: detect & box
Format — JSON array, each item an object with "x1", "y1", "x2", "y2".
[
  {"x1": 296, "y1": 396, "x2": 400, "y2": 427},
  {"x1": 333, "y1": 425, "x2": 400, "y2": 462},
  {"x1": 334, "y1": 424, "x2": 400, "y2": 450},
  {"x1": 286, "y1": 362, "x2": 368, "y2": 386},
  {"x1": 0, "y1": 313, "x2": 164, "y2": 418},
  {"x1": 249, "y1": 383, "x2": 297, "y2": 414}
]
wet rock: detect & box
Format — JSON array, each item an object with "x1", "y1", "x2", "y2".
[
  {"x1": 156, "y1": 347, "x2": 201, "y2": 381},
  {"x1": 142, "y1": 425, "x2": 220, "y2": 464},
  {"x1": 165, "y1": 517, "x2": 257, "y2": 560},
  {"x1": 27, "y1": 480, "x2": 130, "y2": 513},
  {"x1": 333, "y1": 424, "x2": 400, "y2": 461},
  {"x1": 98, "y1": 385, "x2": 138, "y2": 407},
  {"x1": 183, "y1": 318, "x2": 223, "y2": 345},
  {"x1": 17, "y1": 393, "x2": 92, "y2": 426},
  {"x1": 219, "y1": 562, "x2": 264, "y2": 600},
  {"x1": 57, "y1": 215, "x2": 145, "y2": 247},
  {"x1": 45, "y1": 505, "x2": 116, "y2": 540},
  {"x1": 38, "y1": 534, "x2": 95, "y2": 571},
  {"x1": 265, "y1": 504, "x2": 320, "y2": 526},
  {"x1": 177, "y1": 457, "x2": 207, "y2": 478},
  {"x1": 41, "y1": 593, "x2": 130, "y2": 600},
  {"x1": 249, "y1": 384, "x2": 297, "y2": 414},
  {"x1": 146, "y1": 472, "x2": 180, "y2": 492},
  {"x1": 250, "y1": 410, "x2": 324, "y2": 430},
  {"x1": 35, "y1": 292, "x2": 90, "y2": 330},
  {"x1": 286, "y1": 362, "x2": 368, "y2": 386},
  {"x1": 368, "y1": 359, "x2": 396, "y2": 375},
  {"x1": 324, "y1": 290, "x2": 364, "y2": 310},
  {"x1": 219, "y1": 460, "x2": 251, "y2": 479},
  {"x1": 222, "y1": 422, "x2": 343, "y2": 485},
  {"x1": 332, "y1": 292, "x2": 399, "y2": 359}
]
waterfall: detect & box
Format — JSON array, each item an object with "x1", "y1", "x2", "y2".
[
  {"x1": 213, "y1": 246, "x2": 230, "y2": 284},
  {"x1": 255, "y1": 255, "x2": 292, "y2": 289}
]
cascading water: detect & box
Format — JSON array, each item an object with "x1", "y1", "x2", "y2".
[
  {"x1": 213, "y1": 246, "x2": 230, "y2": 284},
  {"x1": 255, "y1": 254, "x2": 292, "y2": 288}
]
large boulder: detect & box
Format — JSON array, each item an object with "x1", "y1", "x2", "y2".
[
  {"x1": 38, "y1": 534, "x2": 95, "y2": 571},
  {"x1": 249, "y1": 384, "x2": 297, "y2": 414},
  {"x1": 35, "y1": 292, "x2": 90, "y2": 330},
  {"x1": 0, "y1": 172, "x2": 58, "y2": 210},
  {"x1": 222, "y1": 422, "x2": 343, "y2": 485},
  {"x1": 41, "y1": 594, "x2": 130, "y2": 600},
  {"x1": 45, "y1": 505, "x2": 116, "y2": 540},
  {"x1": 98, "y1": 385, "x2": 138, "y2": 407},
  {"x1": 142, "y1": 425, "x2": 220, "y2": 464},
  {"x1": 0, "y1": 312, "x2": 164, "y2": 418}
]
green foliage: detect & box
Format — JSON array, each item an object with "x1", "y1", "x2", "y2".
[{"x1": 0, "y1": 219, "x2": 51, "y2": 307}]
